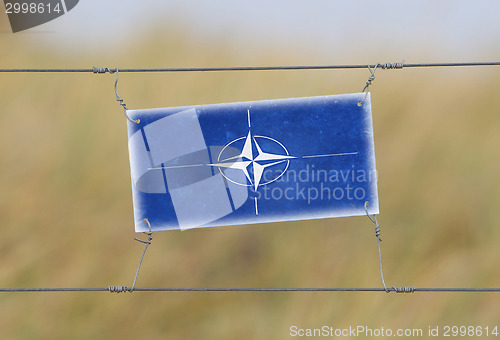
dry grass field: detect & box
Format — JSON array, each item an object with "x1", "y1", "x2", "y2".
[{"x1": 1, "y1": 14, "x2": 500, "y2": 340}]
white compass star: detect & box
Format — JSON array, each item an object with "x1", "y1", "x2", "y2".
[{"x1": 215, "y1": 130, "x2": 295, "y2": 190}]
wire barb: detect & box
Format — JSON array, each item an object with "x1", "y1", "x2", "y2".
[
  {"x1": 108, "y1": 286, "x2": 129, "y2": 293},
  {"x1": 391, "y1": 286, "x2": 415, "y2": 293},
  {"x1": 92, "y1": 67, "x2": 115, "y2": 74},
  {"x1": 379, "y1": 61, "x2": 405, "y2": 70},
  {"x1": 357, "y1": 61, "x2": 404, "y2": 106}
]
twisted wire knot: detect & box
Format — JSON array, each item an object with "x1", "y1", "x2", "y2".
[
  {"x1": 392, "y1": 286, "x2": 416, "y2": 293},
  {"x1": 92, "y1": 66, "x2": 139, "y2": 123},
  {"x1": 108, "y1": 286, "x2": 129, "y2": 293},
  {"x1": 358, "y1": 61, "x2": 404, "y2": 105},
  {"x1": 364, "y1": 202, "x2": 382, "y2": 242},
  {"x1": 92, "y1": 67, "x2": 116, "y2": 74},
  {"x1": 364, "y1": 73, "x2": 375, "y2": 90},
  {"x1": 358, "y1": 65, "x2": 378, "y2": 106},
  {"x1": 374, "y1": 223, "x2": 382, "y2": 242},
  {"x1": 365, "y1": 202, "x2": 415, "y2": 294},
  {"x1": 380, "y1": 61, "x2": 404, "y2": 70}
]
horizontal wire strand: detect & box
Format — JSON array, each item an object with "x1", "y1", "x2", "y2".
[
  {"x1": 0, "y1": 62, "x2": 500, "y2": 73},
  {"x1": 1, "y1": 287, "x2": 500, "y2": 293}
]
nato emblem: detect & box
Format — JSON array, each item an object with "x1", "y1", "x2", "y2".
[{"x1": 127, "y1": 93, "x2": 378, "y2": 232}]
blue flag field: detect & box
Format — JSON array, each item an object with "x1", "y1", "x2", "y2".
[{"x1": 127, "y1": 93, "x2": 378, "y2": 231}]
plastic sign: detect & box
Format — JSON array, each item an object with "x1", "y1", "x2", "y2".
[{"x1": 127, "y1": 93, "x2": 378, "y2": 232}]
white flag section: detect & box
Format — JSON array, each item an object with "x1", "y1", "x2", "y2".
[{"x1": 126, "y1": 93, "x2": 379, "y2": 232}]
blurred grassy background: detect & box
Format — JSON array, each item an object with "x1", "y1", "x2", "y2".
[{"x1": 1, "y1": 10, "x2": 500, "y2": 340}]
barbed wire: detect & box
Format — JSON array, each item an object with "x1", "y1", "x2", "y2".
[
  {"x1": 0, "y1": 61, "x2": 499, "y2": 73},
  {"x1": 1, "y1": 287, "x2": 499, "y2": 293}
]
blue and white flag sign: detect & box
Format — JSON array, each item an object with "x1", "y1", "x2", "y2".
[{"x1": 126, "y1": 93, "x2": 378, "y2": 232}]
